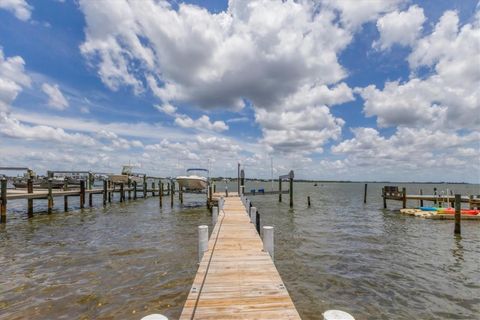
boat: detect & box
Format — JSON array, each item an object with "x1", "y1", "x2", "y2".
[
  {"x1": 176, "y1": 168, "x2": 209, "y2": 191},
  {"x1": 109, "y1": 165, "x2": 144, "y2": 185}
]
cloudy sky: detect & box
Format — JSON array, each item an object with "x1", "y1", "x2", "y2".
[{"x1": 0, "y1": 0, "x2": 479, "y2": 182}]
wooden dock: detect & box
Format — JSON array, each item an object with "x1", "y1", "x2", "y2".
[{"x1": 180, "y1": 193, "x2": 301, "y2": 319}]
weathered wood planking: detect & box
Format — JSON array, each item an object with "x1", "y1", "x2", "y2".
[{"x1": 180, "y1": 195, "x2": 301, "y2": 320}]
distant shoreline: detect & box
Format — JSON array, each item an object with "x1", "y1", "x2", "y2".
[{"x1": 210, "y1": 178, "x2": 478, "y2": 185}]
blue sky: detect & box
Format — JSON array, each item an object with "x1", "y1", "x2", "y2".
[{"x1": 0, "y1": 0, "x2": 479, "y2": 182}]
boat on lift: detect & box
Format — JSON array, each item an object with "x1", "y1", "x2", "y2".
[
  {"x1": 109, "y1": 165, "x2": 144, "y2": 185},
  {"x1": 176, "y1": 168, "x2": 209, "y2": 191}
]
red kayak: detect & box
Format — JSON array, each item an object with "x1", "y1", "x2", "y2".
[{"x1": 437, "y1": 208, "x2": 480, "y2": 215}]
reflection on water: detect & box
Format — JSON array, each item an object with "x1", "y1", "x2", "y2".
[{"x1": 1, "y1": 182, "x2": 479, "y2": 320}]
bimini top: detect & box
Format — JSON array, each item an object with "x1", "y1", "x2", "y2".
[{"x1": 187, "y1": 168, "x2": 209, "y2": 173}]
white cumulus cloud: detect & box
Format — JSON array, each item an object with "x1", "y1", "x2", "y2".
[
  {"x1": 42, "y1": 83, "x2": 69, "y2": 110},
  {"x1": 373, "y1": 5, "x2": 426, "y2": 50},
  {"x1": 0, "y1": 0, "x2": 32, "y2": 21},
  {"x1": 0, "y1": 47, "x2": 31, "y2": 112}
]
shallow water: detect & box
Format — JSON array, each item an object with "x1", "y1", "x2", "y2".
[{"x1": 1, "y1": 182, "x2": 479, "y2": 319}]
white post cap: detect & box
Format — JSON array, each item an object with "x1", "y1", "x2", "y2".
[
  {"x1": 141, "y1": 315, "x2": 168, "y2": 320},
  {"x1": 323, "y1": 310, "x2": 355, "y2": 320}
]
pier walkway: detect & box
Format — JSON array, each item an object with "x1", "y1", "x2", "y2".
[{"x1": 180, "y1": 193, "x2": 300, "y2": 319}]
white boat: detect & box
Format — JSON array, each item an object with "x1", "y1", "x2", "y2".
[
  {"x1": 176, "y1": 168, "x2": 209, "y2": 191},
  {"x1": 110, "y1": 165, "x2": 144, "y2": 185}
]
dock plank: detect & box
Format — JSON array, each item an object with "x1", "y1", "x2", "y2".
[{"x1": 180, "y1": 195, "x2": 300, "y2": 320}]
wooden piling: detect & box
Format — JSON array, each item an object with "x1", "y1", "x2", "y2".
[
  {"x1": 1, "y1": 178, "x2": 7, "y2": 223},
  {"x1": 64, "y1": 178, "x2": 68, "y2": 211},
  {"x1": 278, "y1": 178, "x2": 282, "y2": 202},
  {"x1": 108, "y1": 180, "x2": 112, "y2": 203},
  {"x1": 289, "y1": 175, "x2": 293, "y2": 208},
  {"x1": 143, "y1": 179, "x2": 147, "y2": 198},
  {"x1": 364, "y1": 183, "x2": 367, "y2": 204},
  {"x1": 179, "y1": 186, "x2": 183, "y2": 204},
  {"x1": 133, "y1": 181, "x2": 137, "y2": 200},
  {"x1": 120, "y1": 183, "x2": 124, "y2": 202},
  {"x1": 128, "y1": 178, "x2": 131, "y2": 200},
  {"x1": 159, "y1": 182, "x2": 163, "y2": 207},
  {"x1": 454, "y1": 194, "x2": 461, "y2": 235},
  {"x1": 167, "y1": 183, "x2": 170, "y2": 195},
  {"x1": 307, "y1": 196, "x2": 311, "y2": 207},
  {"x1": 103, "y1": 180, "x2": 107, "y2": 206},
  {"x1": 209, "y1": 185, "x2": 213, "y2": 207},
  {"x1": 47, "y1": 178, "x2": 53, "y2": 214},
  {"x1": 256, "y1": 210, "x2": 260, "y2": 234},
  {"x1": 402, "y1": 187, "x2": 406, "y2": 209},
  {"x1": 433, "y1": 187, "x2": 437, "y2": 205},
  {"x1": 170, "y1": 181, "x2": 174, "y2": 208},
  {"x1": 213, "y1": 183, "x2": 216, "y2": 193},
  {"x1": 420, "y1": 189, "x2": 424, "y2": 207},
  {"x1": 382, "y1": 187, "x2": 387, "y2": 209},
  {"x1": 80, "y1": 180, "x2": 85, "y2": 209},
  {"x1": 240, "y1": 169, "x2": 245, "y2": 195},
  {"x1": 469, "y1": 195, "x2": 474, "y2": 210},
  {"x1": 27, "y1": 177, "x2": 33, "y2": 216},
  {"x1": 89, "y1": 192, "x2": 93, "y2": 207}
]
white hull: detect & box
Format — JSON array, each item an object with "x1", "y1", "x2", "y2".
[{"x1": 176, "y1": 176, "x2": 208, "y2": 191}]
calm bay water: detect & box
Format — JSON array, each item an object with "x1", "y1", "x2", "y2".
[{"x1": 0, "y1": 182, "x2": 479, "y2": 319}]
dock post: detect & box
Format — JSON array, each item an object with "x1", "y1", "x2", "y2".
[
  {"x1": 108, "y1": 180, "x2": 112, "y2": 203},
  {"x1": 198, "y1": 225, "x2": 208, "y2": 262},
  {"x1": 433, "y1": 187, "x2": 437, "y2": 205},
  {"x1": 454, "y1": 194, "x2": 461, "y2": 235},
  {"x1": 80, "y1": 180, "x2": 85, "y2": 209},
  {"x1": 237, "y1": 162, "x2": 240, "y2": 193},
  {"x1": 289, "y1": 172, "x2": 293, "y2": 208},
  {"x1": 250, "y1": 206, "x2": 256, "y2": 224},
  {"x1": 89, "y1": 191, "x2": 93, "y2": 207},
  {"x1": 402, "y1": 187, "x2": 406, "y2": 209},
  {"x1": 88, "y1": 172, "x2": 93, "y2": 190},
  {"x1": 263, "y1": 226, "x2": 274, "y2": 260},
  {"x1": 103, "y1": 180, "x2": 107, "y2": 206},
  {"x1": 246, "y1": 200, "x2": 250, "y2": 215},
  {"x1": 143, "y1": 177, "x2": 147, "y2": 198},
  {"x1": 213, "y1": 183, "x2": 216, "y2": 193},
  {"x1": 382, "y1": 187, "x2": 387, "y2": 209},
  {"x1": 170, "y1": 182, "x2": 174, "y2": 208},
  {"x1": 364, "y1": 183, "x2": 367, "y2": 204},
  {"x1": 120, "y1": 183, "x2": 124, "y2": 202},
  {"x1": 420, "y1": 189, "x2": 424, "y2": 207},
  {"x1": 128, "y1": 178, "x2": 131, "y2": 200},
  {"x1": 279, "y1": 178, "x2": 282, "y2": 202},
  {"x1": 212, "y1": 206, "x2": 218, "y2": 225},
  {"x1": 219, "y1": 196, "x2": 224, "y2": 211},
  {"x1": 159, "y1": 182, "x2": 163, "y2": 207},
  {"x1": 151, "y1": 181, "x2": 155, "y2": 196},
  {"x1": 133, "y1": 181, "x2": 137, "y2": 200},
  {"x1": 1, "y1": 177, "x2": 7, "y2": 223},
  {"x1": 240, "y1": 169, "x2": 245, "y2": 195},
  {"x1": 256, "y1": 210, "x2": 260, "y2": 234},
  {"x1": 209, "y1": 185, "x2": 213, "y2": 206},
  {"x1": 27, "y1": 177, "x2": 33, "y2": 216},
  {"x1": 179, "y1": 186, "x2": 183, "y2": 204},
  {"x1": 469, "y1": 195, "x2": 474, "y2": 210},
  {"x1": 307, "y1": 196, "x2": 311, "y2": 207},
  {"x1": 64, "y1": 178, "x2": 68, "y2": 211},
  {"x1": 225, "y1": 185, "x2": 228, "y2": 197},
  {"x1": 47, "y1": 178, "x2": 53, "y2": 214}
]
